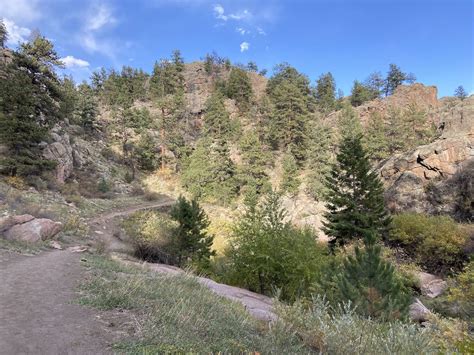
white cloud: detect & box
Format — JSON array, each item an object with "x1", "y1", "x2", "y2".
[
  {"x1": 86, "y1": 3, "x2": 117, "y2": 31},
  {"x1": 4, "y1": 19, "x2": 31, "y2": 46},
  {"x1": 214, "y1": 4, "x2": 251, "y2": 22},
  {"x1": 240, "y1": 41, "x2": 249, "y2": 52},
  {"x1": 213, "y1": 4, "x2": 227, "y2": 21},
  {"x1": 236, "y1": 27, "x2": 249, "y2": 35},
  {"x1": 0, "y1": 0, "x2": 40, "y2": 23},
  {"x1": 256, "y1": 27, "x2": 266, "y2": 36},
  {"x1": 60, "y1": 55, "x2": 90, "y2": 68}
]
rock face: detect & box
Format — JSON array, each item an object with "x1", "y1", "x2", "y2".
[
  {"x1": 378, "y1": 92, "x2": 474, "y2": 218},
  {"x1": 415, "y1": 272, "x2": 448, "y2": 298},
  {"x1": 409, "y1": 298, "x2": 433, "y2": 323},
  {"x1": 0, "y1": 214, "x2": 62, "y2": 243}
]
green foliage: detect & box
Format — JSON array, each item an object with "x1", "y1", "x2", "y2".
[
  {"x1": 0, "y1": 34, "x2": 63, "y2": 176},
  {"x1": 135, "y1": 132, "x2": 158, "y2": 171},
  {"x1": 454, "y1": 85, "x2": 468, "y2": 101},
  {"x1": 222, "y1": 192, "x2": 330, "y2": 301},
  {"x1": 350, "y1": 80, "x2": 377, "y2": 107},
  {"x1": 123, "y1": 211, "x2": 178, "y2": 263},
  {"x1": 267, "y1": 63, "x2": 311, "y2": 98},
  {"x1": 338, "y1": 232, "x2": 411, "y2": 320},
  {"x1": 238, "y1": 131, "x2": 270, "y2": 194},
  {"x1": 389, "y1": 213, "x2": 469, "y2": 273},
  {"x1": 170, "y1": 196, "x2": 215, "y2": 270},
  {"x1": 97, "y1": 177, "x2": 110, "y2": 193},
  {"x1": 323, "y1": 133, "x2": 391, "y2": 249},
  {"x1": 181, "y1": 138, "x2": 238, "y2": 205},
  {"x1": 203, "y1": 92, "x2": 236, "y2": 139},
  {"x1": 384, "y1": 63, "x2": 415, "y2": 96},
  {"x1": 364, "y1": 111, "x2": 390, "y2": 160},
  {"x1": 226, "y1": 67, "x2": 253, "y2": 110},
  {"x1": 305, "y1": 117, "x2": 334, "y2": 199},
  {"x1": 74, "y1": 82, "x2": 98, "y2": 130},
  {"x1": 314, "y1": 72, "x2": 336, "y2": 114},
  {"x1": 277, "y1": 296, "x2": 436, "y2": 354},
  {"x1": 447, "y1": 260, "x2": 474, "y2": 319},
  {"x1": 281, "y1": 152, "x2": 300, "y2": 194},
  {"x1": 150, "y1": 50, "x2": 185, "y2": 99},
  {"x1": 270, "y1": 80, "x2": 309, "y2": 160},
  {"x1": 337, "y1": 103, "x2": 363, "y2": 139}
]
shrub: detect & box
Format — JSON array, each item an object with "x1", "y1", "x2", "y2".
[
  {"x1": 123, "y1": 211, "x2": 178, "y2": 264},
  {"x1": 390, "y1": 213, "x2": 468, "y2": 273},
  {"x1": 276, "y1": 296, "x2": 436, "y2": 354},
  {"x1": 221, "y1": 192, "x2": 330, "y2": 301},
  {"x1": 447, "y1": 260, "x2": 474, "y2": 319},
  {"x1": 97, "y1": 177, "x2": 110, "y2": 193}
]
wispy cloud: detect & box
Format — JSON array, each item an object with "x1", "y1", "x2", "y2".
[
  {"x1": 60, "y1": 55, "x2": 90, "y2": 68},
  {"x1": 236, "y1": 27, "x2": 249, "y2": 35},
  {"x1": 214, "y1": 4, "x2": 251, "y2": 22},
  {"x1": 85, "y1": 3, "x2": 117, "y2": 31},
  {"x1": 78, "y1": 2, "x2": 121, "y2": 62},
  {"x1": 3, "y1": 19, "x2": 31, "y2": 46},
  {"x1": 0, "y1": 0, "x2": 41, "y2": 23},
  {"x1": 240, "y1": 41, "x2": 249, "y2": 52}
]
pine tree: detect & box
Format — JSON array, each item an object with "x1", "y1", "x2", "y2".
[
  {"x1": 281, "y1": 151, "x2": 300, "y2": 194},
  {"x1": 203, "y1": 91, "x2": 233, "y2": 139},
  {"x1": 271, "y1": 80, "x2": 309, "y2": 160},
  {"x1": 454, "y1": 85, "x2": 467, "y2": 101},
  {"x1": 337, "y1": 103, "x2": 362, "y2": 139},
  {"x1": 226, "y1": 67, "x2": 253, "y2": 110},
  {"x1": 75, "y1": 82, "x2": 98, "y2": 131},
  {"x1": 384, "y1": 64, "x2": 415, "y2": 96},
  {"x1": 306, "y1": 117, "x2": 334, "y2": 199},
  {"x1": 364, "y1": 111, "x2": 390, "y2": 160},
  {"x1": 170, "y1": 196, "x2": 215, "y2": 268},
  {"x1": 239, "y1": 131, "x2": 270, "y2": 194},
  {"x1": 323, "y1": 133, "x2": 391, "y2": 249},
  {"x1": 350, "y1": 80, "x2": 374, "y2": 107},
  {"x1": 315, "y1": 72, "x2": 336, "y2": 114},
  {"x1": 338, "y1": 231, "x2": 411, "y2": 320}
]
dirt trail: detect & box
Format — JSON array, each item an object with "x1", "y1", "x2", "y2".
[{"x1": 0, "y1": 199, "x2": 174, "y2": 355}]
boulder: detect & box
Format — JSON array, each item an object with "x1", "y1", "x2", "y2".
[
  {"x1": 0, "y1": 214, "x2": 35, "y2": 233},
  {"x1": 409, "y1": 298, "x2": 433, "y2": 323},
  {"x1": 415, "y1": 271, "x2": 448, "y2": 298},
  {"x1": 42, "y1": 130, "x2": 74, "y2": 184},
  {"x1": 3, "y1": 218, "x2": 62, "y2": 243}
]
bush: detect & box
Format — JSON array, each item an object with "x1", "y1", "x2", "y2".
[
  {"x1": 276, "y1": 296, "x2": 436, "y2": 354},
  {"x1": 221, "y1": 192, "x2": 330, "y2": 301},
  {"x1": 123, "y1": 211, "x2": 178, "y2": 264},
  {"x1": 390, "y1": 213, "x2": 469, "y2": 273},
  {"x1": 447, "y1": 260, "x2": 474, "y2": 319}
]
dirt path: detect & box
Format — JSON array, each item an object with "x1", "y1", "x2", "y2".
[{"x1": 0, "y1": 199, "x2": 175, "y2": 355}]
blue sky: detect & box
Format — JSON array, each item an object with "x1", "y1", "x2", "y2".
[{"x1": 1, "y1": 0, "x2": 473, "y2": 97}]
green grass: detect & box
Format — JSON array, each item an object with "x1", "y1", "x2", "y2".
[
  {"x1": 0, "y1": 238, "x2": 49, "y2": 255},
  {"x1": 78, "y1": 255, "x2": 309, "y2": 354}
]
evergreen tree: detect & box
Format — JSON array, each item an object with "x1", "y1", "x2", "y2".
[
  {"x1": 337, "y1": 103, "x2": 363, "y2": 139},
  {"x1": 136, "y1": 132, "x2": 158, "y2": 171},
  {"x1": 364, "y1": 111, "x2": 390, "y2": 160},
  {"x1": 203, "y1": 91, "x2": 233, "y2": 139},
  {"x1": 323, "y1": 133, "x2": 391, "y2": 249},
  {"x1": 338, "y1": 231, "x2": 411, "y2": 320},
  {"x1": 315, "y1": 72, "x2": 336, "y2": 114},
  {"x1": 281, "y1": 151, "x2": 300, "y2": 194},
  {"x1": 384, "y1": 64, "x2": 415, "y2": 96},
  {"x1": 0, "y1": 19, "x2": 7, "y2": 48},
  {"x1": 75, "y1": 82, "x2": 98, "y2": 131},
  {"x1": 226, "y1": 67, "x2": 253, "y2": 110},
  {"x1": 306, "y1": 117, "x2": 334, "y2": 199},
  {"x1": 350, "y1": 80, "x2": 375, "y2": 107},
  {"x1": 238, "y1": 131, "x2": 270, "y2": 194},
  {"x1": 270, "y1": 80, "x2": 309, "y2": 160},
  {"x1": 454, "y1": 85, "x2": 468, "y2": 101},
  {"x1": 267, "y1": 63, "x2": 311, "y2": 97},
  {"x1": 170, "y1": 196, "x2": 215, "y2": 267},
  {"x1": 364, "y1": 72, "x2": 385, "y2": 99},
  {"x1": 0, "y1": 34, "x2": 64, "y2": 176}
]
